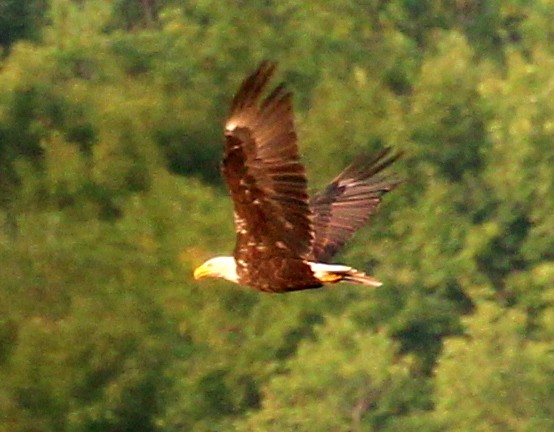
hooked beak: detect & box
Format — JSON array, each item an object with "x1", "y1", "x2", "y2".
[{"x1": 193, "y1": 264, "x2": 210, "y2": 280}]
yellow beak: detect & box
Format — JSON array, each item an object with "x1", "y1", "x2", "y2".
[{"x1": 193, "y1": 264, "x2": 210, "y2": 280}]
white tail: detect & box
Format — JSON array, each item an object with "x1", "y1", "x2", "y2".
[
  {"x1": 341, "y1": 269, "x2": 382, "y2": 287},
  {"x1": 308, "y1": 262, "x2": 383, "y2": 287}
]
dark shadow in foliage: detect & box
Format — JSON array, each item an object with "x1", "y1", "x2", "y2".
[
  {"x1": 375, "y1": 285, "x2": 468, "y2": 375},
  {"x1": 65, "y1": 123, "x2": 97, "y2": 157},
  {"x1": 275, "y1": 312, "x2": 324, "y2": 360},
  {"x1": 0, "y1": 87, "x2": 99, "y2": 207},
  {"x1": 109, "y1": 0, "x2": 170, "y2": 30},
  {"x1": 0, "y1": 90, "x2": 44, "y2": 206},
  {"x1": 0, "y1": 320, "x2": 18, "y2": 365},
  {"x1": 82, "y1": 379, "x2": 162, "y2": 432},
  {"x1": 394, "y1": 324, "x2": 445, "y2": 375},
  {"x1": 80, "y1": 182, "x2": 123, "y2": 221},
  {"x1": 239, "y1": 375, "x2": 261, "y2": 411},
  {"x1": 0, "y1": 0, "x2": 48, "y2": 50},
  {"x1": 443, "y1": 280, "x2": 475, "y2": 315},
  {"x1": 197, "y1": 369, "x2": 262, "y2": 417},
  {"x1": 154, "y1": 127, "x2": 221, "y2": 185},
  {"x1": 476, "y1": 213, "x2": 531, "y2": 294},
  {"x1": 384, "y1": 65, "x2": 413, "y2": 96},
  {"x1": 110, "y1": 36, "x2": 158, "y2": 76},
  {"x1": 412, "y1": 106, "x2": 486, "y2": 183},
  {"x1": 396, "y1": 0, "x2": 506, "y2": 58},
  {"x1": 197, "y1": 370, "x2": 236, "y2": 416},
  {"x1": 283, "y1": 69, "x2": 321, "y2": 112},
  {"x1": 0, "y1": 89, "x2": 46, "y2": 158}
]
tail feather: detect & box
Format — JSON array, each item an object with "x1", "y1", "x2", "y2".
[
  {"x1": 308, "y1": 261, "x2": 383, "y2": 287},
  {"x1": 341, "y1": 269, "x2": 382, "y2": 287}
]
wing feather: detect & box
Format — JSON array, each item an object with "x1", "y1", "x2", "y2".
[
  {"x1": 222, "y1": 62, "x2": 315, "y2": 282},
  {"x1": 309, "y1": 148, "x2": 402, "y2": 262}
]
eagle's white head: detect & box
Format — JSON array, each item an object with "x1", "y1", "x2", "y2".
[{"x1": 193, "y1": 256, "x2": 239, "y2": 283}]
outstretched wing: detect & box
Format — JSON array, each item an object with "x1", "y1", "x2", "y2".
[
  {"x1": 222, "y1": 61, "x2": 319, "y2": 291},
  {"x1": 309, "y1": 148, "x2": 402, "y2": 263}
]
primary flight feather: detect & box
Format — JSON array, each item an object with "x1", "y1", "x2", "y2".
[{"x1": 194, "y1": 61, "x2": 402, "y2": 293}]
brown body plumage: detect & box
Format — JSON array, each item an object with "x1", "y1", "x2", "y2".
[{"x1": 193, "y1": 62, "x2": 402, "y2": 293}]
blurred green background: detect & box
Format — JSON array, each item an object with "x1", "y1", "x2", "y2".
[{"x1": 0, "y1": 0, "x2": 553, "y2": 431}]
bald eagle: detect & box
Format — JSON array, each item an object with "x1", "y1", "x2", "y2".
[{"x1": 193, "y1": 61, "x2": 402, "y2": 293}]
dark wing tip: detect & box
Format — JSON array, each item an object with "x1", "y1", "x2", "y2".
[
  {"x1": 309, "y1": 147, "x2": 404, "y2": 262},
  {"x1": 334, "y1": 147, "x2": 404, "y2": 184},
  {"x1": 230, "y1": 61, "x2": 279, "y2": 114}
]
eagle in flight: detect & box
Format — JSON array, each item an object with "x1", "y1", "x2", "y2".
[{"x1": 193, "y1": 61, "x2": 401, "y2": 293}]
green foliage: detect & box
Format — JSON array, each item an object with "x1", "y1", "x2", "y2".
[
  {"x1": 433, "y1": 303, "x2": 554, "y2": 431},
  {"x1": 1, "y1": 0, "x2": 553, "y2": 431},
  {"x1": 235, "y1": 315, "x2": 425, "y2": 432},
  {"x1": 0, "y1": 212, "x2": 173, "y2": 432},
  {"x1": 0, "y1": 0, "x2": 48, "y2": 48}
]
